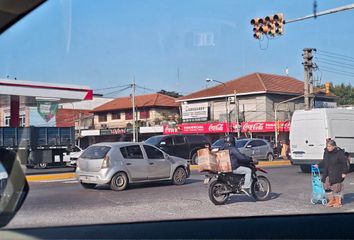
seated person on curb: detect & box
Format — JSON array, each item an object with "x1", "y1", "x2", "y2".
[{"x1": 222, "y1": 135, "x2": 253, "y2": 195}]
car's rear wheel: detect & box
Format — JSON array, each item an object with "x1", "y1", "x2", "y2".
[
  {"x1": 172, "y1": 167, "x2": 187, "y2": 185},
  {"x1": 80, "y1": 182, "x2": 97, "y2": 189},
  {"x1": 110, "y1": 172, "x2": 128, "y2": 191}
]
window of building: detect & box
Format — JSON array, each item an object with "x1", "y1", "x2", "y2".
[
  {"x1": 125, "y1": 111, "x2": 133, "y2": 120},
  {"x1": 3, "y1": 114, "x2": 25, "y2": 127},
  {"x1": 111, "y1": 111, "x2": 121, "y2": 120},
  {"x1": 98, "y1": 113, "x2": 107, "y2": 122},
  {"x1": 139, "y1": 110, "x2": 150, "y2": 119}
]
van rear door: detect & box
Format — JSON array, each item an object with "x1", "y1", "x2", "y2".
[{"x1": 290, "y1": 111, "x2": 326, "y2": 163}]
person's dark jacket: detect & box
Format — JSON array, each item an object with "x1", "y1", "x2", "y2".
[
  {"x1": 319, "y1": 147, "x2": 349, "y2": 184},
  {"x1": 223, "y1": 145, "x2": 252, "y2": 170}
]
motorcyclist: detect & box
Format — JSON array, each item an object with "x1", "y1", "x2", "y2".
[{"x1": 222, "y1": 135, "x2": 253, "y2": 195}]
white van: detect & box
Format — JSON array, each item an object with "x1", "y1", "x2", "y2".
[{"x1": 290, "y1": 108, "x2": 354, "y2": 173}]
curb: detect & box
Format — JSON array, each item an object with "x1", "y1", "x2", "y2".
[
  {"x1": 190, "y1": 160, "x2": 291, "y2": 171},
  {"x1": 26, "y1": 173, "x2": 77, "y2": 182}
]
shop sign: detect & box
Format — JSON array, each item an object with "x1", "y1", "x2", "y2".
[{"x1": 241, "y1": 121, "x2": 290, "y2": 133}]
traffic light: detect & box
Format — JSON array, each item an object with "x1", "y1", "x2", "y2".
[{"x1": 250, "y1": 13, "x2": 284, "y2": 39}]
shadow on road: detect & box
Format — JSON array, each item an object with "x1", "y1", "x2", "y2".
[
  {"x1": 227, "y1": 192, "x2": 282, "y2": 204},
  {"x1": 343, "y1": 193, "x2": 354, "y2": 204},
  {"x1": 95, "y1": 178, "x2": 203, "y2": 191}
]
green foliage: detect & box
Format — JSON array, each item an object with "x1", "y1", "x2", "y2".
[{"x1": 330, "y1": 83, "x2": 354, "y2": 106}]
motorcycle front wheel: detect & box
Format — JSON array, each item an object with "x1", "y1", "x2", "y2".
[
  {"x1": 208, "y1": 180, "x2": 230, "y2": 205},
  {"x1": 251, "y1": 175, "x2": 271, "y2": 201}
]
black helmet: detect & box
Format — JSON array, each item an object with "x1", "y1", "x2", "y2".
[{"x1": 224, "y1": 135, "x2": 235, "y2": 146}]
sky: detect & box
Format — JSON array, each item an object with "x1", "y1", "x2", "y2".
[{"x1": 1, "y1": 0, "x2": 354, "y2": 99}]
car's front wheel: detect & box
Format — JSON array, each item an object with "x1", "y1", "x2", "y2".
[
  {"x1": 110, "y1": 172, "x2": 128, "y2": 191},
  {"x1": 172, "y1": 167, "x2": 187, "y2": 185}
]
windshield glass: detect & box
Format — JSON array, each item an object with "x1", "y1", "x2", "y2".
[
  {"x1": 80, "y1": 146, "x2": 111, "y2": 159},
  {"x1": 2, "y1": 0, "x2": 354, "y2": 230}
]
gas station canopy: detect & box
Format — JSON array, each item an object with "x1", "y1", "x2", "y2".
[{"x1": 0, "y1": 78, "x2": 93, "y2": 107}]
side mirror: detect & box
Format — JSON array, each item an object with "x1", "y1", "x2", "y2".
[
  {"x1": 246, "y1": 145, "x2": 253, "y2": 149},
  {"x1": 0, "y1": 148, "x2": 29, "y2": 228},
  {"x1": 160, "y1": 141, "x2": 166, "y2": 146}
]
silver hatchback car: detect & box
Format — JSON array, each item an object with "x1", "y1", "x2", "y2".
[{"x1": 76, "y1": 142, "x2": 190, "y2": 191}]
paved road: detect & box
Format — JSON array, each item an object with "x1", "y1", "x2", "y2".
[
  {"x1": 7, "y1": 166, "x2": 354, "y2": 229},
  {"x1": 23, "y1": 166, "x2": 75, "y2": 175}
]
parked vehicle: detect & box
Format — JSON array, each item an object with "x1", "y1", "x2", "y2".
[
  {"x1": 63, "y1": 145, "x2": 84, "y2": 167},
  {"x1": 290, "y1": 108, "x2": 354, "y2": 173},
  {"x1": 0, "y1": 163, "x2": 8, "y2": 198},
  {"x1": 212, "y1": 138, "x2": 274, "y2": 161},
  {"x1": 145, "y1": 134, "x2": 211, "y2": 164},
  {"x1": 76, "y1": 142, "x2": 190, "y2": 191},
  {"x1": 0, "y1": 127, "x2": 75, "y2": 169},
  {"x1": 204, "y1": 157, "x2": 271, "y2": 205}
]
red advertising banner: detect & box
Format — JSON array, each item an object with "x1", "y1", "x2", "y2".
[
  {"x1": 163, "y1": 122, "x2": 229, "y2": 134},
  {"x1": 163, "y1": 121, "x2": 290, "y2": 135},
  {"x1": 241, "y1": 121, "x2": 290, "y2": 133}
]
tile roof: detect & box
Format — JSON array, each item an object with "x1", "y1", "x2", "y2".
[
  {"x1": 92, "y1": 93, "x2": 179, "y2": 113},
  {"x1": 178, "y1": 72, "x2": 306, "y2": 101}
]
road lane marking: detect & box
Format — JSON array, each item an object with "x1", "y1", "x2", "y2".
[{"x1": 26, "y1": 173, "x2": 77, "y2": 182}]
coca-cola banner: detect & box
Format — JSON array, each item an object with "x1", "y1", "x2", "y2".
[
  {"x1": 163, "y1": 123, "x2": 229, "y2": 134},
  {"x1": 241, "y1": 121, "x2": 290, "y2": 133},
  {"x1": 163, "y1": 121, "x2": 290, "y2": 135}
]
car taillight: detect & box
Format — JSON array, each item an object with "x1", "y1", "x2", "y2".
[{"x1": 101, "y1": 155, "x2": 110, "y2": 169}]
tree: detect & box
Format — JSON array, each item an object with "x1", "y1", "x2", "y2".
[
  {"x1": 158, "y1": 90, "x2": 183, "y2": 98},
  {"x1": 330, "y1": 83, "x2": 354, "y2": 106}
]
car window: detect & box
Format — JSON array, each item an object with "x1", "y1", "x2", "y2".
[
  {"x1": 173, "y1": 136, "x2": 186, "y2": 145},
  {"x1": 235, "y1": 140, "x2": 248, "y2": 148},
  {"x1": 255, "y1": 140, "x2": 267, "y2": 147},
  {"x1": 186, "y1": 135, "x2": 208, "y2": 144},
  {"x1": 143, "y1": 145, "x2": 164, "y2": 159},
  {"x1": 145, "y1": 136, "x2": 163, "y2": 146},
  {"x1": 120, "y1": 145, "x2": 144, "y2": 159},
  {"x1": 247, "y1": 140, "x2": 256, "y2": 147},
  {"x1": 80, "y1": 146, "x2": 111, "y2": 159},
  {"x1": 212, "y1": 139, "x2": 225, "y2": 148},
  {"x1": 164, "y1": 137, "x2": 173, "y2": 146}
]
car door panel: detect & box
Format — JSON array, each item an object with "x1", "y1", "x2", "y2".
[
  {"x1": 172, "y1": 136, "x2": 189, "y2": 159},
  {"x1": 120, "y1": 145, "x2": 148, "y2": 181},
  {"x1": 143, "y1": 145, "x2": 171, "y2": 179}
]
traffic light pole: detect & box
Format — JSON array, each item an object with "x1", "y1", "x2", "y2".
[{"x1": 285, "y1": 3, "x2": 354, "y2": 24}]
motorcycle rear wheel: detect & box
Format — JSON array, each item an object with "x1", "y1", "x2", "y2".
[
  {"x1": 251, "y1": 175, "x2": 271, "y2": 201},
  {"x1": 208, "y1": 180, "x2": 230, "y2": 205}
]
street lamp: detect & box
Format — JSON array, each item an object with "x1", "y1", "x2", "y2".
[{"x1": 206, "y1": 78, "x2": 229, "y2": 135}]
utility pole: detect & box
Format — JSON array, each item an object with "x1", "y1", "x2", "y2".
[
  {"x1": 234, "y1": 90, "x2": 240, "y2": 138},
  {"x1": 131, "y1": 80, "x2": 137, "y2": 142},
  {"x1": 78, "y1": 112, "x2": 82, "y2": 147},
  {"x1": 303, "y1": 48, "x2": 316, "y2": 110}
]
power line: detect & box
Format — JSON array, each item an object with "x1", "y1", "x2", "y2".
[
  {"x1": 316, "y1": 59, "x2": 354, "y2": 71},
  {"x1": 104, "y1": 86, "x2": 131, "y2": 97},
  {"x1": 319, "y1": 66, "x2": 354, "y2": 76},
  {"x1": 319, "y1": 67, "x2": 354, "y2": 78},
  {"x1": 316, "y1": 52, "x2": 354, "y2": 64},
  {"x1": 94, "y1": 84, "x2": 130, "y2": 91},
  {"x1": 317, "y1": 50, "x2": 354, "y2": 61}
]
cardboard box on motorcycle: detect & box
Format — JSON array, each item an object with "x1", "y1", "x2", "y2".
[{"x1": 197, "y1": 148, "x2": 232, "y2": 173}]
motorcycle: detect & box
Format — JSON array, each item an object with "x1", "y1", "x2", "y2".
[{"x1": 204, "y1": 160, "x2": 271, "y2": 205}]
